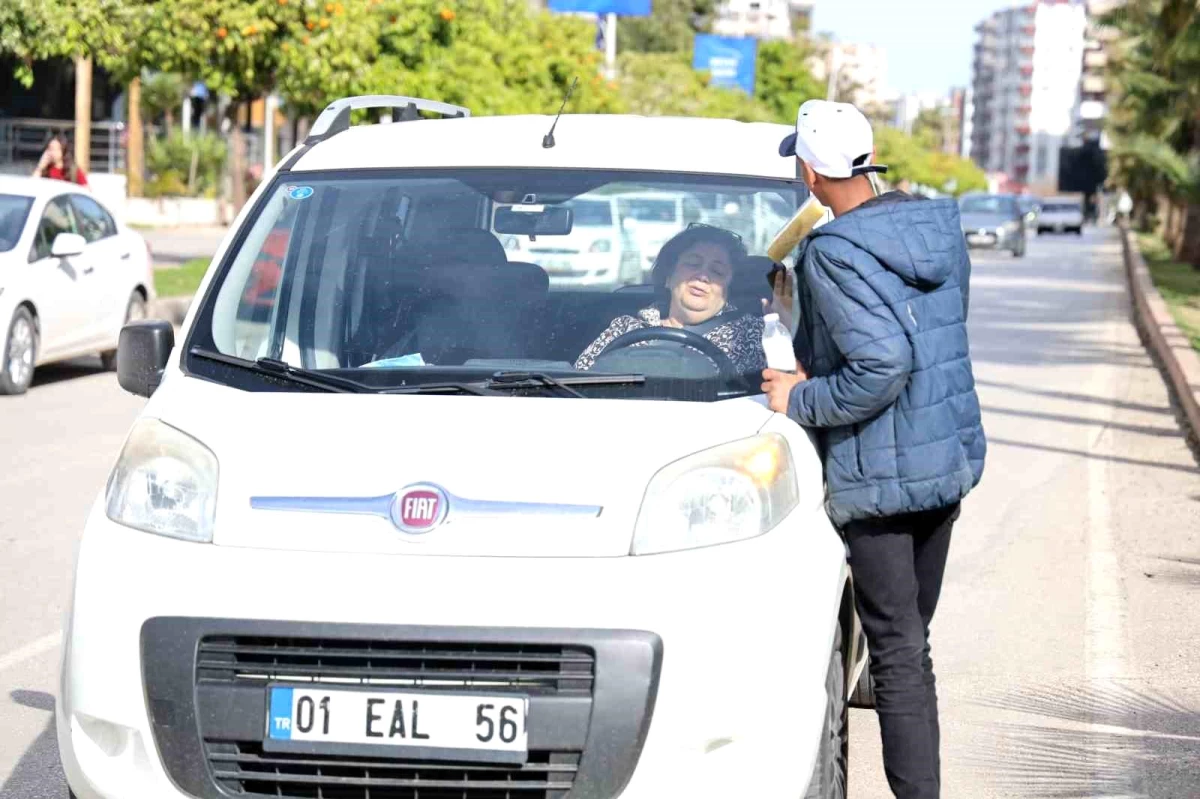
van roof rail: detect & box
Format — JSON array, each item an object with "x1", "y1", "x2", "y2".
[{"x1": 303, "y1": 95, "x2": 470, "y2": 145}]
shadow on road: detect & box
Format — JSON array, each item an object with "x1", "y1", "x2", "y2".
[
  {"x1": 987, "y1": 436, "x2": 1200, "y2": 476},
  {"x1": 30, "y1": 359, "x2": 110, "y2": 389},
  {"x1": 2, "y1": 691, "x2": 66, "y2": 799},
  {"x1": 960, "y1": 682, "x2": 1200, "y2": 798},
  {"x1": 975, "y1": 379, "x2": 1177, "y2": 417},
  {"x1": 1149, "y1": 555, "x2": 1200, "y2": 588}
]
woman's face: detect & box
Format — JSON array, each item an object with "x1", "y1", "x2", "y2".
[
  {"x1": 47, "y1": 139, "x2": 63, "y2": 164},
  {"x1": 666, "y1": 241, "x2": 733, "y2": 324}
]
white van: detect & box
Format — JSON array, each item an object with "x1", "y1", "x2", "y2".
[{"x1": 58, "y1": 97, "x2": 868, "y2": 799}]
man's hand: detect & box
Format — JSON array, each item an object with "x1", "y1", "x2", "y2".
[{"x1": 761, "y1": 367, "x2": 808, "y2": 413}]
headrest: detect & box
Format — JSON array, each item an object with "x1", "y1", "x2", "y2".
[
  {"x1": 408, "y1": 227, "x2": 508, "y2": 267},
  {"x1": 390, "y1": 262, "x2": 549, "y2": 300}
]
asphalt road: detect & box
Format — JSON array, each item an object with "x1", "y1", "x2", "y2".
[{"x1": 1, "y1": 227, "x2": 1197, "y2": 798}]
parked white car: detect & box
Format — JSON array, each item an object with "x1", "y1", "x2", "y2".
[
  {"x1": 0, "y1": 176, "x2": 155, "y2": 394},
  {"x1": 58, "y1": 97, "x2": 866, "y2": 799},
  {"x1": 503, "y1": 193, "x2": 642, "y2": 289},
  {"x1": 617, "y1": 190, "x2": 707, "y2": 273}
]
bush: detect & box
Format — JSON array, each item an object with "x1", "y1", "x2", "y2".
[{"x1": 145, "y1": 132, "x2": 227, "y2": 199}]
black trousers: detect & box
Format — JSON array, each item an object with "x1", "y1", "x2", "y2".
[{"x1": 842, "y1": 503, "x2": 959, "y2": 799}]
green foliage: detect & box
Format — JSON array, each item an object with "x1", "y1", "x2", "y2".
[
  {"x1": 754, "y1": 39, "x2": 824, "y2": 123},
  {"x1": 141, "y1": 72, "x2": 187, "y2": 127},
  {"x1": 618, "y1": 0, "x2": 717, "y2": 54},
  {"x1": 1139, "y1": 232, "x2": 1200, "y2": 349},
  {"x1": 154, "y1": 257, "x2": 210, "y2": 298},
  {"x1": 0, "y1": 0, "x2": 66, "y2": 86},
  {"x1": 874, "y1": 126, "x2": 986, "y2": 196},
  {"x1": 1101, "y1": 0, "x2": 1200, "y2": 200},
  {"x1": 617, "y1": 51, "x2": 770, "y2": 121},
  {"x1": 145, "y1": 131, "x2": 227, "y2": 198}
]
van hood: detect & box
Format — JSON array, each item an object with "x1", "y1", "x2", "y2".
[{"x1": 149, "y1": 377, "x2": 776, "y2": 557}]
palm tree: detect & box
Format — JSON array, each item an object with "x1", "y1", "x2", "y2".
[{"x1": 1102, "y1": 0, "x2": 1200, "y2": 264}]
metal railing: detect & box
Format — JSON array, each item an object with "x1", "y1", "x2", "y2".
[{"x1": 0, "y1": 117, "x2": 135, "y2": 175}]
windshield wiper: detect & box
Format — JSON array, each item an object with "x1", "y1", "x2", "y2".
[
  {"x1": 190, "y1": 348, "x2": 373, "y2": 393},
  {"x1": 380, "y1": 381, "x2": 499, "y2": 396},
  {"x1": 485, "y1": 371, "x2": 586, "y2": 398},
  {"x1": 484, "y1": 371, "x2": 646, "y2": 396}
]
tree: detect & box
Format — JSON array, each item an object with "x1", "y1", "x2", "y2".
[
  {"x1": 618, "y1": 51, "x2": 771, "y2": 121},
  {"x1": 1101, "y1": 0, "x2": 1200, "y2": 263},
  {"x1": 0, "y1": 1, "x2": 64, "y2": 87},
  {"x1": 911, "y1": 107, "x2": 947, "y2": 152},
  {"x1": 754, "y1": 39, "x2": 824, "y2": 123},
  {"x1": 874, "y1": 126, "x2": 986, "y2": 196},
  {"x1": 618, "y1": 0, "x2": 718, "y2": 54}
]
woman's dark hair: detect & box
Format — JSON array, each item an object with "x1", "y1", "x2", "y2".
[
  {"x1": 44, "y1": 133, "x2": 77, "y2": 182},
  {"x1": 650, "y1": 225, "x2": 748, "y2": 287}
]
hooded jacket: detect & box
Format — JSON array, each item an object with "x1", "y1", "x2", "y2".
[{"x1": 788, "y1": 192, "x2": 986, "y2": 525}]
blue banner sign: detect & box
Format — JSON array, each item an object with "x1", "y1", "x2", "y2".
[
  {"x1": 548, "y1": 0, "x2": 651, "y2": 15},
  {"x1": 693, "y1": 34, "x2": 758, "y2": 95}
]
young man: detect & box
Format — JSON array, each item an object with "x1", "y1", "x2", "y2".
[{"x1": 762, "y1": 100, "x2": 986, "y2": 799}]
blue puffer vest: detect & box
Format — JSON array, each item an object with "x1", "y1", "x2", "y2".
[{"x1": 787, "y1": 192, "x2": 986, "y2": 526}]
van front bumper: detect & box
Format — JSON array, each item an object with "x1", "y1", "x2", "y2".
[{"x1": 58, "y1": 498, "x2": 846, "y2": 799}]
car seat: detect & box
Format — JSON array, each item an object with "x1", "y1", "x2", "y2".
[{"x1": 358, "y1": 227, "x2": 550, "y2": 365}]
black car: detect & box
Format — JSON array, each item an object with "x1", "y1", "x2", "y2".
[{"x1": 958, "y1": 193, "x2": 1027, "y2": 258}]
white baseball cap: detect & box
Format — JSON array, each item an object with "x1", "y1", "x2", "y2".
[{"x1": 778, "y1": 99, "x2": 889, "y2": 179}]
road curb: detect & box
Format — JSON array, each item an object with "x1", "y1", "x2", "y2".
[
  {"x1": 150, "y1": 296, "x2": 193, "y2": 327},
  {"x1": 1120, "y1": 225, "x2": 1200, "y2": 454}
]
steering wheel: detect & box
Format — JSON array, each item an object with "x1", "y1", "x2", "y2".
[{"x1": 592, "y1": 326, "x2": 745, "y2": 381}]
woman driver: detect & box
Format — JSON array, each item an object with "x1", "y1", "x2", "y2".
[{"x1": 575, "y1": 225, "x2": 766, "y2": 373}]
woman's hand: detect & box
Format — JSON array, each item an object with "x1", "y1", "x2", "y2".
[
  {"x1": 761, "y1": 367, "x2": 808, "y2": 413},
  {"x1": 761, "y1": 265, "x2": 796, "y2": 332}
]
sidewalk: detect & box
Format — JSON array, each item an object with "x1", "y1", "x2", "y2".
[{"x1": 141, "y1": 225, "x2": 228, "y2": 268}]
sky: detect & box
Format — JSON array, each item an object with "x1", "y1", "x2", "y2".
[{"x1": 810, "y1": 0, "x2": 1021, "y2": 97}]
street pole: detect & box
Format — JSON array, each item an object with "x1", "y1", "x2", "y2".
[
  {"x1": 127, "y1": 77, "x2": 144, "y2": 197},
  {"x1": 605, "y1": 12, "x2": 617, "y2": 81},
  {"x1": 264, "y1": 94, "x2": 278, "y2": 170},
  {"x1": 74, "y1": 56, "x2": 92, "y2": 173}
]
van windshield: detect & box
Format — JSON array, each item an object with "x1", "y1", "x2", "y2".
[{"x1": 186, "y1": 168, "x2": 803, "y2": 401}]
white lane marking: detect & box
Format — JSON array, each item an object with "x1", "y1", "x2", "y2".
[{"x1": 0, "y1": 631, "x2": 63, "y2": 673}]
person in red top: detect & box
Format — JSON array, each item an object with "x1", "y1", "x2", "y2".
[{"x1": 32, "y1": 134, "x2": 88, "y2": 187}]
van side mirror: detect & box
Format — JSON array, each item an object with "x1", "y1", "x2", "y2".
[{"x1": 117, "y1": 320, "x2": 174, "y2": 397}]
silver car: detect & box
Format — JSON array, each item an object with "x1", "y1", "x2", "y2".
[{"x1": 1036, "y1": 197, "x2": 1085, "y2": 235}]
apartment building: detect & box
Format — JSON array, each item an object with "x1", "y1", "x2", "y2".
[
  {"x1": 1069, "y1": 0, "x2": 1121, "y2": 148},
  {"x1": 969, "y1": 0, "x2": 1088, "y2": 193},
  {"x1": 811, "y1": 41, "x2": 889, "y2": 109},
  {"x1": 712, "y1": 0, "x2": 815, "y2": 41}
]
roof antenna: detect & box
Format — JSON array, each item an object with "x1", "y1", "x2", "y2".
[{"x1": 542, "y1": 77, "x2": 579, "y2": 149}]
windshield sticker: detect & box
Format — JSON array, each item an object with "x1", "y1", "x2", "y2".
[{"x1": 286, "y1": 185, "x2": 314, "y2": 200}]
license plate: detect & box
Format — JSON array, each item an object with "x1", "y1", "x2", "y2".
[
  {"x1": 966, "y1": 233, "x2": 991, "y2": 245},
  {"x1": 264, "y1": 685, "x2": 528, "y2": 763}
]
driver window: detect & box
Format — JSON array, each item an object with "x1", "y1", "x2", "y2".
[
  {"x1": 69, "y1": 194, "x2": 117, "y2": 243},
  {"x1": 30, "y1": 196, "x2": 77, "y2": 262}
]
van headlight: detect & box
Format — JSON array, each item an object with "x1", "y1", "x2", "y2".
[
  {"x1": 631, "y1": 434, "x2": 799, "y2": 555},
  {"x1": 105, "y1": 419, "x2": 218, "y2": 543}
]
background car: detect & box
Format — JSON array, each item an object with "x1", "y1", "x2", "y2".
[
  {"x1": 506, "y1": 193, "x2": 643, "y2": 289},
  {"x1": 617, "y1": 191, "x2": 707, "y2": 274},
  {"x1": 0, "y1": 176, "x2": 155, "y2": 394},
  {"x1": 1017, "y1": 195, "x2": 1041, "y2": 228},
  {"x1": 958, "y1": 192, "x2": 1027, "y2": 257},
  {"x1": 1037, "y1": 196, "x2": 1085, "y2": 234}
]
